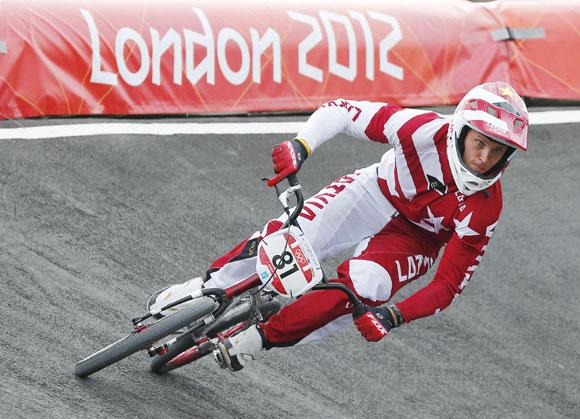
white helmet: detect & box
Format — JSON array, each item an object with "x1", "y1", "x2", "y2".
[{"x1": 447, "y1": 81, "x2": 528, "y2": 195}]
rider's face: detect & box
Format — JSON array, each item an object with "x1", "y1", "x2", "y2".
[{"x1": 463, "y1": 129, "x2": 509, "y2": 174}]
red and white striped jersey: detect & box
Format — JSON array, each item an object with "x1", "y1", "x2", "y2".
[{"x1": 298, "y1": 99, "x2": 503, "y2": 321}]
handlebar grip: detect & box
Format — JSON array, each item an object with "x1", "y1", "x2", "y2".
[
  {"x1": 351, "y1": 301, "x2": 366, "y2": 319},
  {"x1": 287, "y1": 173, "x2": 299, "y2": 187}
]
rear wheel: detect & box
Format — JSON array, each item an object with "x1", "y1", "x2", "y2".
[
  {"x1": 74, "y1": 297, "x2": 217, "y2": 378},
  {"x1": 150, "y1": 299, "x2": 281, "y2": 374}
]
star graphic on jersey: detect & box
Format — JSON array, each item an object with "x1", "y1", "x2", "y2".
[
  {"x1": 454, "y1": 212, "x2": 479, "y2": 238},
  {"x1": 417, "y1": 206, "x2": 448, "y2": 234}
]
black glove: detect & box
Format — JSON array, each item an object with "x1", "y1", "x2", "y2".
[
  {"x1": 266, "y1": 138, "x2": 310, "y2": 187},
  {"x1": 353, "y1": 304, "x2": 404, "y2": 342}
]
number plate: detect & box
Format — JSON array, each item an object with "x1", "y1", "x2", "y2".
[{"x1": 256, "y1": 226, "x2": 323, "y2": 298}]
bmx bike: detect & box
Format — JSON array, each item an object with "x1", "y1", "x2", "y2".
[{"x1": 74, "y1": 174, "x2": 365, "y2": 378}]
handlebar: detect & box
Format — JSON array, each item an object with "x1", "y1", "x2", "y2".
[
  {"x1": 286, "y1": 173, "x2": 299, "y2": 188},
  {"x1": 312, "y1": 283, "x2": 364, "y2": 312}
]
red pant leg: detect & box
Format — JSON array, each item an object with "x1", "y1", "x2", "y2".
[
  {"x1": 260, "y1": 217, "x2": 443, "y2": 347},
  {"x1": 259, "y1": 277, "x2": 378, "y2": 347}
]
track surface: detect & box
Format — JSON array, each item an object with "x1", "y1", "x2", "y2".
[{"x1": 0, "y1": 111, "x2": 578, "y2": 418}]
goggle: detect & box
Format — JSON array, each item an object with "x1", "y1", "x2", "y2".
[{"x1": 467, "y1": 98, "x2": 528, "y2": 132}]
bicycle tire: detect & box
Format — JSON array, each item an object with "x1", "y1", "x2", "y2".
[
  {"x1": 74, "y1": 297, "x2": 217, "y2": 378},
  {"x1": 150, "y1": 299, "x2": 281, "y2": 374}
]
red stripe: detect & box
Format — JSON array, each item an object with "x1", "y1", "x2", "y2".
[
  {"x1": 364, "y1": 104, "x2": 402, "y2": 143},
  {"x1": 393, "y1": 163, "x2": 405, "y2": 199},
  {"x1": 397, "y1": 112, "x2": 440, "y2": 194},
  {"x1": 433, "y1": 123, "x2": 453, "y2": 184},
  {"x1": 207, "y1": 238, "x2": 250, "y2": 271},
  {"x1": 378, "y1": 177, "x2": 394, "y2": 202}
]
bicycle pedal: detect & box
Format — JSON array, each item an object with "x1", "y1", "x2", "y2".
[
  {"x1": 213, "y1": 341, "x2": 243, "y2": 372},
  {"x1": 212, "y1": 348, "x2": 228, "y2": 369}
]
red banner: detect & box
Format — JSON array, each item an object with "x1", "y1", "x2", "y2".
[
  {"x1": 0, "y1": 0, "x2": 578, "y2": 120},
  {"x1": 486, "y1": 1, "x2": 580, "y2": 101}
]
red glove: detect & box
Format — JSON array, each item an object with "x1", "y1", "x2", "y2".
[
  {"x1": 266, "y1": 139, "x2": 309, "y2": 187},
  {"x1": 353, "y1": 305, "x2": 404, "y2": 342}
]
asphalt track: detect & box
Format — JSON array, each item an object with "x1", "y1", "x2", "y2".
[{"x1": 0, "y1": 109, "x2": 578, "y2": 418}]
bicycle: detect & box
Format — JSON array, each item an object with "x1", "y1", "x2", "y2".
[{"x1": 74, "y1": 174, "x2": 366, "y2": 378}]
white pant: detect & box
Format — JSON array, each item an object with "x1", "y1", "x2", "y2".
[{"x1": 206, "y1": 163, "x2": 398, "y2": 290}]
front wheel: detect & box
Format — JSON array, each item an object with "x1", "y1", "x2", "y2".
[{"x1": 74, "y1": 297, "x2": 218, "y2": 378}]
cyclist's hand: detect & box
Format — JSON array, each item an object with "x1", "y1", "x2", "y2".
[
  {"x1": 352, "y1": 305, "x2": 404, "y2": 342},
  {"x1": 266, "y1": 139, "x2": 309, "y2": 187}
]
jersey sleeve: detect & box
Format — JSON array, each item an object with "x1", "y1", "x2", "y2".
[
  {"x1": 296, "y1": 98, "x2": 404, "y2": 152},
  {"x1": 395, "y1": 191, "x2": 502, "y2": 323}
]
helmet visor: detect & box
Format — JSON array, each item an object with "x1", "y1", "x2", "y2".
[{"x1": 463, "y1": 98, "x2": 528, "y2": 151}]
